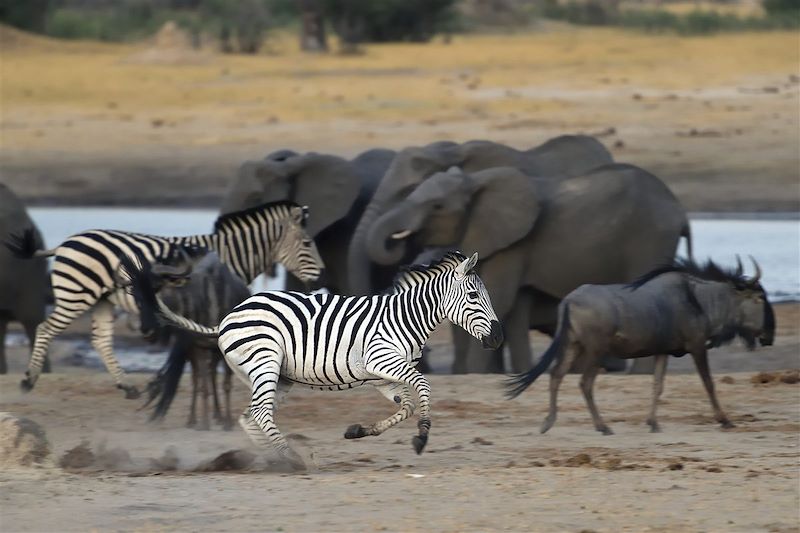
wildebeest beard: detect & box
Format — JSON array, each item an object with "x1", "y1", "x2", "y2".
[{"x1": 708, "y1": 324, "x2": 757, "y2": 350}]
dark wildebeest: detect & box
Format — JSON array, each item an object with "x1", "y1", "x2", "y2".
[
  {"x1": 119, "y1": 251, "x2": 250, "y2": 430},
  {"x1": 506, "y1": 257, "x2": 775, "y2": 435}
]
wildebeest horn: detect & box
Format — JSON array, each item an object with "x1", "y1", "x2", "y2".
[
  {"x1": 734, "y1": 255, "x2": 743, "y2": 277},
  {"x1": 152, "y1": 247, "x2": 192, "y2": 278},
  {"x1": 748, "y1": 255, "x2": 761, "y2": 284}
]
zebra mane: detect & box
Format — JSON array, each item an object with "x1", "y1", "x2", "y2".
[
  {"x1": 386, "y1": 250, "x2": 468, "y2": 294},
  {"x1": 214, "y1": 200, "x2": 300, "y2": 232},
  {"x1": 628, "y1": 258, "x2": 756, "y2": 291}
]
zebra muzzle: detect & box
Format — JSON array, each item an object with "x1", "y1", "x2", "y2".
[{"x1": 481, "y1": 320, "x2": 504, "y2": 350}]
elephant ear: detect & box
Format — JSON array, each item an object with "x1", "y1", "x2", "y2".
[
  {"x1": 220, "y1": 159, "x2": 290, "y2": 215},
  {"x1": 284, "y1": 154, "x2": 361, "y2": 237},
  {"x1": 460, "y1": 167, "x2": 540, "y2": 259}
]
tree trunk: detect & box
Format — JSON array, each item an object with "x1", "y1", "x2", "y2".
[{"x1": 298, "y1": 0, "x2": 328, "y2": 52}]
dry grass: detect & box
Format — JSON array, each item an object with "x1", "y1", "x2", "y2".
[{"x1": 2, "y1": 25, "x2": 797, "y2": 124}]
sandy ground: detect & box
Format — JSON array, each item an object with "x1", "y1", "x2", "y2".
[
  {"x1": 0, "y1": 303, "x2": 798, "y2": 532},
  {"x1": 1, "y1": 27, "x2": 798, "y2": 211}
]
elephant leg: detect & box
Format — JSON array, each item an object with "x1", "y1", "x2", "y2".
[
  {"x1": 0, "y1": 319, "x2": 7, "y2": 375},
  {"x1": 505, "y1": 291, "x2": 533, "y2": 373},
  {"x1": 450, "y1": 324, "x2": 472, "y2": 374}
]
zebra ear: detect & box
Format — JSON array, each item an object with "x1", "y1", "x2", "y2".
[{"x1": 455, "y1": 252, "x2": 479, "y2": 279}]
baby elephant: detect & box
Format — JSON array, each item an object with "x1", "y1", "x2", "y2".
[{"x1": 507, "y1": 257, "x2": 774, "y2": 435}]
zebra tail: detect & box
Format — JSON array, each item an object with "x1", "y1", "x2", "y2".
[
  {"x1": 5, "y1": 228, "x2": 54, "y2": 259},
  {"x1": 505, "y1": 305, "x2": 571, "y2": 399},
  {"x1": 157, "y1": 299, "x2": 220, "y2": 338},
  {"x1": 145, "y1": 335, "x2": 190, "y2": 421}
]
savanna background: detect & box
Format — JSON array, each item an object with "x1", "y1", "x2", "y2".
[{"x1": 1, "y1": 1, "x2": 799, "y2": 531}]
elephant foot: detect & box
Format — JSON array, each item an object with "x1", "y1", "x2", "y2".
[
  {"x1": 344, "y1": 424, "x2": 369, "y2": 439},
  {"x1": 118, "y1": 384, "x2": 141, "y2": 399},
  {"x1": 412, "y1": 434, "x2": 428, "y2": 455}
]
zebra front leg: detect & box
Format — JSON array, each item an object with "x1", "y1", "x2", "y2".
[
  {"x1": 91, "y1": 300, "x2": 139, "y2": 399},
  {"x1": 344, "y1": 382, "x2": 415, "y2": 439},
  {"x1": 22, "y1": 303, "x2": 88, "y2": 391},
  {"x1": 364, "y1": 356, "x2": 432, "y2": 454}
]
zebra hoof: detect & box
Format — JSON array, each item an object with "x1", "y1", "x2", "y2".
[
  {"x1": 19, "y1": 377, "x2": 34, "y2": 393},
  {"x1": 412, "y1": 434, "x2": 428, "y2": 454},
  {"x1": 344, "y1": 424, "x2": 368, "y2": 439},
  {"x1": 119, "y1": 385, "x2": 141, "y2": 400}
]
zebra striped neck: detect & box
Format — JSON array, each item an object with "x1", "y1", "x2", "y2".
[{"x1": 385, "y1": 269, "x2": 453, "y2": 347}]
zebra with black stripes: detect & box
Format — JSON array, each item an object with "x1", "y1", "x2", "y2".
[
  {"x1": 127, "y1": 251, "x2": 503, "y2": 469},
  {"x1": 6, "y1": 201, "x2": 323, "y2": 398}
]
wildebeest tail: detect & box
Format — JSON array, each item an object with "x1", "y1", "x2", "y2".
[
  {"x1": 5, "y1": 228, "x2": 53, "y2": 259},
  {"x1": 505, "y1": 305, "x2": 571, "y2": 399},
  {"x1": 143, "y1": 335, "x2": 190, "y2": 421}
]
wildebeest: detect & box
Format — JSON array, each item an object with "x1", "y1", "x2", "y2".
[
  {"x1": 506, "y1": 257, "x2": 775, "y2": 435},
  {"x1": 120, "y1": 252, "x2": 250, "y2": 430}
]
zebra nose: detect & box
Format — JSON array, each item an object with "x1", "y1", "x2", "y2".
[{"x1": 481, "y1": 320, "x2": 504, "y2": 350}]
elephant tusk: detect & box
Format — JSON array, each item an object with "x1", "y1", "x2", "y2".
[{"x1": 391, "y1": 229, "x2": 413, "y2": 240}]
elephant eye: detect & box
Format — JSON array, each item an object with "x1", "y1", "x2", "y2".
[{"x1": 467, "y1": 291, "x2": 479, "y2": 300}]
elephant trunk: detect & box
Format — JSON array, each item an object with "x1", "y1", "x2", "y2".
[
  {"x1": 366, "y1": 203, "x2": 426, "y2": 266},
  {"x1": 347, "y1": 202, "x2": 383, "y2": 295}
]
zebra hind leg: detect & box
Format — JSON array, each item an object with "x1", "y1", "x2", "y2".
[
  {"x1": 344, "y1": 382, "x2": 415, "y2": 439},
  {"x1": 91, "y1": 299, "x2": 139, "y2": 399},
  {"x1": 237, "y1": 354, "x2": 304, "y2": 470},
  {"x1": 22, "y1": 302, "x2": 89, "y2": 391}
]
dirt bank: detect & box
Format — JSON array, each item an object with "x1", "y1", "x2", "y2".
[{"x1": 1, "y1": 28, "x2": 798, "y2": 211}]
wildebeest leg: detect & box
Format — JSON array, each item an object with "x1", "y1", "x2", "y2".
[
  {"x1": 24, "y1": 321, "x2": 50, "y2": 374},
  {"x1": 541, "y1": 342, "x2": 581, "y2": 434},
  {"x1": 187, "y1": 353, "x2": 199, "y2": 428},
  {"x1": 506, "y1": 291, "x2": 533, "y2": 373},
  {"x1": 0, "y1": 319, "x2": 7, "y2": 375},
  {"x1": 195, "y1": 348, "x2": 211, "y2": 431},
  {"x1": 222, "y1": 361, "x2": 234, "y2": 431},
  {"x1": 451, "y1": 325, "x2": 471, "y2": 374},
  {"x1": 210, "y1": 356, "x2": 222, "y2": 422},
  {"x1": 580, "y1": 362, "x2": 612, "y2": 435},
  {"x1": 345, "y1": 382, "x2": 414, "y2": 439},
  {"x1": 690, "y1": 349, "x2": 734, "y2": 429},
  {"x1": 646, "y1": 355, "x2": 668, "y2": 433}
]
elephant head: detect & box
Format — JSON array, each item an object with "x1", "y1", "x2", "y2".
[
  {"x1": 220, "y1": 152, "x2": 361, "y2": 238},
  {"x1": 366, "y1": 167, "x2": 541, "y2": 268},
  {"x1": 346, "y1": 136, "x2": 612, "y2": 295}
]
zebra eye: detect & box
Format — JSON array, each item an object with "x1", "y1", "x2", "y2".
[
  {"x1": 467, "y1": 291, "x2": 479, "y2": 300},
  {"x1": 302, "y1": 239, "x2": 312, "y2": 246}
]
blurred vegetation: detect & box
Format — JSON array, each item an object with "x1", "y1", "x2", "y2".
[
  {"x1": 542, "y1": 0, "x2": 799, "y2": 34},
  {"x1": 0, "y1": 0, "x2": 797, "y2": 48}
]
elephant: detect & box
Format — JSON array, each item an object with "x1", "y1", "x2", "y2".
[
  {"x1": 361, "y1": 163, "x2": 691, "y2": 373},
  {"x1": 220, "y1": 148, "x2": 397, "y2": 294},
  {"x1": 346, "y1": 135, "x2": 613, "y2": 296},
  {"x1": 0, "y1": 184, "x2": 49, "y2": 374}
]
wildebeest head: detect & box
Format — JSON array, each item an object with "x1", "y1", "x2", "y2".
[
  {"x1": 729, "y1": 256, "x2": 774, "y2": 348},
  {"x1": 115, "y1": 246, "x2": 206, "y2": 342}
]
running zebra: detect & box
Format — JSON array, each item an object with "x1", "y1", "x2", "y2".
[
  {"x1": 126, "y1": 251, "x2": 503, "y2": 469},
  {"x1": 6, "y1": 200, "x2": 323, "y2": 398}
]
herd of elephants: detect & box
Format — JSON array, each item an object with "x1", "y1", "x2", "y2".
[{"x1": 2, "y1": 134, "x2": 700, "y2": 381}]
